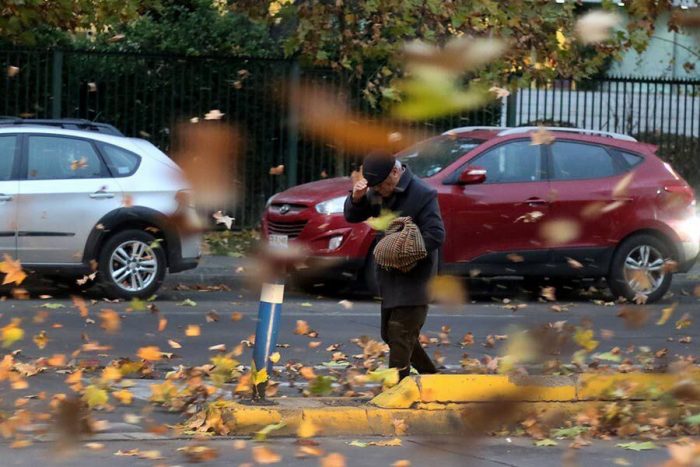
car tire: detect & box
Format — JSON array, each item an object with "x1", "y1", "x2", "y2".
[
  {"x1": 607, "y1": 234, "x2": 673, "y2": 303},
  {"x1": 98, "y1": 229, "x2": 166, "y2": 299},
  {"x1": 363, "y1": 255, "x2": 380, "y2": 297}
]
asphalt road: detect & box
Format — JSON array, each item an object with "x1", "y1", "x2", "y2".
[{"x1": 0, "y1": 266, "x2": 697, "y2": 466}]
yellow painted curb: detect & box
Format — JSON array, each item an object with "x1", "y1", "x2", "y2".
[{"x1": 577, "y1": 370, "x2": 700, "y2": 400}]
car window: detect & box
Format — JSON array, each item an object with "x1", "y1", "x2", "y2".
[
  {"x1": 620, "y1": 151, "x2": 643, "y2": 168},
  {"x1": 99, "y1": 143, "x2": 141, "y2": 177},
  {"x1": 397, "y1": 136, "x2": 482, "y2": 178},
  {"x1": 551, "y1": 142, "x2": 617, "y2": 180},
  {"x1": 27, "y1": 136, "x2": 106, "y2": 180},
  {"x1": 0, "y1": 135, "x2": 17, "y2": 181},
  {"x1": 470, "y1": 140, "x2": 543, "y2": 183}
]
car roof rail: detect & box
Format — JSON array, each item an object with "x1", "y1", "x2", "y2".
[
  {"x1": 442, "y1": 126, "x2": 507, "y2": 135},
  {"x1": 0, "y1": 117, "x2": 124, "y2": 136},
  {"x1": 497, "y1": 126, "x2": 637, "y2": 142}
]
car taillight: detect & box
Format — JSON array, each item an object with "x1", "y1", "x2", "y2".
[{"x1": 662, "y1": 184, "x2": 695, "y2": 210}]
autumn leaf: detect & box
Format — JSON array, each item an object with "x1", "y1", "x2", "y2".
[
  {"x1": 137, "y1": 346, "x2": 162, "y2": 361},
  {"x1": 0, "y1": 254, "x2": 27, "y2": 286},
  {"x1": 100, "y1": 366, "x2": 122, "y2": 383},
  {"x1": 33, "y1": 331, "x2": 48, "y2": 349},
  {"x1": 252, "y1": 446, "x2": 282, "y2": 464},
  {"x1": 539, "y1": 219, "x2": 580, "y2": 245},
  {"x1": 576, "y1": 10, "x2": 622, "y2": 45},
  {"x1": 99, "y1": 309, "x2": 120, "y2": 333},
  {"x1": 489, "y1": 86, "x2": 510, "y2": 99},
  {"x1": 212, "y1": 210, "x2": 234, "y2": 229},
  {"x1": 366, "y1": 209, "x2": 398, "y2": 231},
  {"x1": 70, "y1": 157, "x2": 88, "y2": 171},
  {"x1": 185, "y1": 324, "x2": 201, "y2": 337},
  {"x1": 297, "y1": 417, "x2": 318, "y2": 439},
  {"x1": 269, "y1": 164, "x2": 285, "y2": 176},
  {"x1": 269, "y1": 352, "x2": 281, "y2": 363},
  {"x1": 83, "y1": 385, "x2": 109, "y2": 409},
  {"x1": 178, "y1": 298, "x2": 197, "y2": 307},
  {"x1": 1, "y1": 318, "x2": 24, "y2": 348},
  {"x1": 574, "y1": 327, "x2": 599, "y2": 352},
  {"x1": 158, "y1": 316, "x2": 167, "y2": 332},
  {"x1": 534, "y1": 439, "x2": 558, "y2": 447},
  {"x1": 657, "y1": 303, "x2": 677, "y2": 325},
  {"x1": 321, "y1": 453, "x2": 347, "y2": 467},
  {"x1": 616, "y1": 441, "x2": 657, "y2": 452},
  {"x1": 178, "y1": 445, "x2": 219, "y2": 462},
  {"x1": 7, "y1": 65, "x2": 19, "y2": 78},
  {"x1": 612, "y1": 172, "x2": 635, "y2": 198},
  {"x1": 112, "y1": 389, "x2": 133, "y2": 405},
  {"x1": 530, "y1": 127, "x2": 555, "y2": 146},
  {"x1": 204, "y1": 109, "x2": 225, "y2": 120},
  {"x1": 168, "y1": 339, "x2": 182, "y2": 349}
]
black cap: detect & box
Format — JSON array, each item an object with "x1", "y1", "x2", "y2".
[{"x1": 362, "y1": 151, "x2": 395, "y2": 187}]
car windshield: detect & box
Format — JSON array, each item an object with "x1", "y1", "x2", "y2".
[{"x1": 397, "y1": 136, "x2": 482, "y2": 177}]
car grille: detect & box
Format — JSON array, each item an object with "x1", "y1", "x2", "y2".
[{"x1": 267, "y1": 220, "x2": 308, "y2": 238}]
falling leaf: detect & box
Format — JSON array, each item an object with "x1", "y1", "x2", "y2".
[
  {"x1": 338, "y1": 300, "x2": 353, "y2": 310},
  {"x1": 269, "y1": 164, "x2": 285, "y2": 175},
  {"x1": 137, "y1": 346, "x2": 162, "y2": 361},
  {"x1": 0, "y1": 255, "x2": 27, "y2": 285},
  {"x1": 1, "y1": 319, "x2": 24, "y2": 348},
  {"x1": 250, "y1": 446, "x2": 281, "y2": 464},
  {"x1": 7, "y1": 65, "x2": 19, "y2": 77},
  {"x1": 675, "y1": 312, "x2": 692, "y2": 330},
  {"x1": 320, "y1": 453, "x2": 346, "y2": 467},
  {"x1": 428, "y1": 275, "x2": 467, "y2": 305},
  {"x1": 514, "y1": 211, "x2": 544, "y2": 223},
  {"x1": 178, "y1": 298, "x2": 197, "y2": 307},
  {"x1": 112, "y1": 389, "x2": 133, "y2": 405},
  {"x1": 167, "y1": 339, "x2": 182, "y2": 349},
  {"x1": 299, "y1": 367, "x2": 317, "y2": 380},
  {"x1": 85, "y1": 442, "x2": 105, "y2": 450},
  {"x1": 506, "y1": 253, "x2": 524, "y2": 263},
  {"x1": 295, "y1": 320, "x2": 310, "y2": 335},
  {"x1": 657, "y1": 303, "x2": 677, "y2": 325},
  {"x1": 185, "y1": 325, "x2": 201, "y2": 337},
  {"x1": 530, "y1": 127, "x2": 555, "y2": 146},
  {"x1": 178, "y1": 445, "x2": 219, "y2": 463},
  {"x1": 612, "y1": 172, "x2": 635, "y2": 198},
  {"x1": 269, "y1": 352, "x2": 281, "y2": 363},
  {"x1": 539, "y1": 219, "x2": 580, "y2": 245},
  {"x1": 70, "y1": 157, "x2": 88, "y2": 171},
  {"x1": 87, "y1": 82, "x2": 97, "y2": 92},
  {"x1": 366, "y1": 209, "x2": 398, "y2": 231},
  {"x1": 461, "y1": 332, "x2": 474, "y2": 346},
  {"x1": 107, "y1": 33, "x2": 125, "y2": 43},
  {"x1": 212, "y1": 211, "x2": 234, "y2": 229},
  {"x1": 101, "y1": 366, "x2": 122, "y2": 383},
  {"x1": 209, "y1": 344, "x2": 226, "y2": 352},
  {"x1": 392, "y1": 462, "x2": 411, "y2": 467},
  {"x1": 617, "y1": 306, "x2": 649, "y2": 329},
  {"x1": 83, "y1": 385, "x2": 108, "y2": 408},
  {"x1": 99, "y1": 309, "x2": 120, "y2": 333},
  {"x1": 573, "y1": 328, "x2": 599, "y2": 352},
  {"x1": 157, "y1": 316, "x2": 167, "y2": 332},
  {"x1": 231, "y1": 312, "x2": 243, "y2": 321},
  {"x1": 576, "y1": 10, "x2": 622, "y2": 44},
  {"x1": 616, "y1": 441, "x2": 657, "y2": 451},
  {"x1": 33, "y1": 331, "x2": 48, "y2": 350},
  {"x1": 534, "y1": 439, "x2": 558, "y2": 447},
  {"x1": 297, "y1": 418, "x2": 318, "y2": 438},
  {"x1": 254, "y1": 421, "x2": 286, "y2": 441},
  {"x1": 489, "y1": 86, "x2": 510, "y2": 99},
  {"x1": 204, "y1": 109, "x2": 225, "y2": 120},
  {"x1": 566, "y1": 257, "x2": 583, "y2": 269}
]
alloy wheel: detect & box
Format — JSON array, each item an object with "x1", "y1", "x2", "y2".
[{"x1": 109, "y1": 240, "x2": 158, "y2": 292}]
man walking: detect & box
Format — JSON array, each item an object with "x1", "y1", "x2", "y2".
[{"x1": 344, "y1": 152, "x2": 445, "y2": 380}]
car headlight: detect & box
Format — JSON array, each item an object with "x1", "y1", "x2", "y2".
[{"x1": 315, "y1": 195, "x2": 346, "y2": 215}]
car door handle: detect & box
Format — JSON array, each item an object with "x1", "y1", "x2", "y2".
[
  {"x1": 525, "y1": 197, "x2": 546, "y2": 206},
  {"x1": 89, "y1": 192, "x2": 115, "y2": 199},
  {"x1": 0, "y1": 194, "x2": 13, "y2": 202}
]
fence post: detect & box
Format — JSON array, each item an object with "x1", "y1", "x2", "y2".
[
  {"x1": 505, "y1": 89, "x2": 517, "y2": 127},
  {"x1": 285, "y1": 61, "x2": 300, "y2": 188},
  {"x1": 51, "y1": 49, "x2": 63, "y2": 119}
]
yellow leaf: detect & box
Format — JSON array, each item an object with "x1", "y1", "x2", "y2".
[
  {"x1": 157, "y1": 316, "x2": 167, "y2": 332},
  {"x1": 269, "y1": 352, "x2": 281, "y2": 364},
  {"x1": 657, "y1": 303, "x2": 677, "y2": 325},
  {"x1": 252, "y1": 446, "x2": 282, "y2": 464},
  {"x1": 83, "y1": 384, "x2": 109, "y2": 408},
  {"x1": 101, "y1": 366, "x2": 122, "y2": 383},
  {"x1": 530, "y1": 127, "x2": 555, "y2": 146},
  {"x1": 297, "y1": 417, "x2": 318, "y2": 439},
  {"x1": 167, "y1": 339, "x2": 182, "y2": 349},
  {"x1": 99, "y1": 309, "x2": 120, "y2": 333},
  {"x1": 321, "y1": 453, "x2": 347, "y2": 467},
  {"x1": 112, "y1": 389, "x2": 133, "y2": 405},
  {"x1": 72, "y1": 296, "x2": 89, "y2": 318},
  {"x1": 0, "y1": 254, "x2": 27, "y2": 285},
  {"x1": 137, "y1": 346, "x2": 162, "y2": 361},
  {"x1": 1, "y1": 318, "x2": 24, "y2": 348},
  {"x1": 253, "y1": 368, "x2": 268, "y2": 385},
  {"x1": 185, "y1": 324, "x2": 201, "y2": 337},
  {"x1": 33, "y1": 331, "x2": 48, "y2": 349},
  {"x1": 555, "y1": 29, "x2": 570, "y2": 50},
  {"x1": 574, "y1": 328, "x2": 599, "y2": 353},
  {"x1": 365, "y1": 209, "x2": 398, "y2": 231}
]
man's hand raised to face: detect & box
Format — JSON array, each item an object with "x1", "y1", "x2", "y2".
[{"x1": 352, "y1": 178, "x2": 369, "y2": 203}]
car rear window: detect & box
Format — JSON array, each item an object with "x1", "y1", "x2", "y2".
[
  {"x1": 99, "y1": 143, "x2": 141, "y2": 177},
  {"x1": 550, "y1": 141, "x2": 617, "y2": 180},
  {"x1": 620, "y1": 151, "x2": 644, "y2": 168},
  {"x1": 397, "y1": 136, "x2": 482, "y2": 178}
]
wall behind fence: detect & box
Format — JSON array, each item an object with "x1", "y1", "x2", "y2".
[{"x1": 0, "y1": 48, "x2": 500, "y2": 227}]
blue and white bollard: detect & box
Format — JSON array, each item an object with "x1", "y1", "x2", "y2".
[{"x1": 251, "y1": 279, "x2": 285, "y2": 400}]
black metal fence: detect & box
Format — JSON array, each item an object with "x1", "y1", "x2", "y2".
[
  {"x1": 0, "y1": 48, "x2": 499, "y2": 227},
  {"x1": 507, "y1": 76, "x2": 700, "y2": 185},
  {"x1": 2, "y1": 49, "x2": 699, "y2": 226}
]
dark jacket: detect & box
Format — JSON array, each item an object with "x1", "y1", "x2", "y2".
[{"x1": 344, "y1": 165, "x2": 445, "y2": 308}]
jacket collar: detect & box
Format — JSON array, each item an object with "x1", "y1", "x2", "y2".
[{"x1": 394, "y1": 164, "x2": 412, "y2": 193}]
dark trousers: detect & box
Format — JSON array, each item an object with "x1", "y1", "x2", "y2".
[{"x1": 380, "y1": 305, "x2": 438, "y2": 380}]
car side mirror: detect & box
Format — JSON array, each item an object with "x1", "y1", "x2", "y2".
[{"x1": 457, "y1": 166, "x2": 486, "y2": 185}]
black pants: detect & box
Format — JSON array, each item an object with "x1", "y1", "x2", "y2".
[{"x1": 380, "y1": 305, "x2": 438, "y2": 380}]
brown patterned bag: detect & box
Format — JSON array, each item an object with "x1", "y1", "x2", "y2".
[{"x1": 373, "y1": 216, "x2": 427, "y2": 272}]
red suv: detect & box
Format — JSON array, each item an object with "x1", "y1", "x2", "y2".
[{"x1": 262, "y1": 127, "x2": 699, "y2": 303}]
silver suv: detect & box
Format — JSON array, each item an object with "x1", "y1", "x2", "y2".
[{"x1": 0, "y1": 119, "x2": 201, "y2": 298}]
